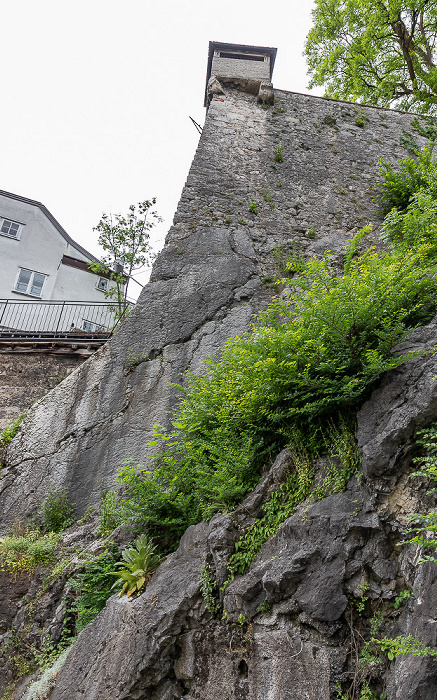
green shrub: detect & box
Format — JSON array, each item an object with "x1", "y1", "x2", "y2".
[
  {"x1": 378, "y1": 148, "x2": 433, "y2": 214},
  {"x1": 41, "y1": 488, "x2": 76, "y2": 533},
  {"x1": 0, "y1": 413, "x2": 26, "y2": 447},
  {"x1": 0, "y1": 529, "x2": 60, "y2": 575},
  {"x1": 98, "y1": 489, "x2": 124, "y2": 535},
  {"x1": 110, "y1": 534, "x2": 161, "y2": 597},
  {"x1": 68, "y1": 545, "x2": 118, "y2": 632}
]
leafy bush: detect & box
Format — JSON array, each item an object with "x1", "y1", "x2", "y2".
[
  {"x1": 0, "y1": 413, "x2": 26, "y2": 448},
  {"x1": 200, "y1": 562, "x2": 220, "y2": 614},
  {"x1": 68, "y1": 545, "x2": 118, "y2": 632},
  {"x1": 110, "y1": 534, "x2": 162, "y2": 597},
  {"x1": 98, "y1": 489, "x2": 125, "y2": 535},
  {"x1": 0, "y1": 529, "x2": 60, "y2": 575},
  {"x1": 117, "y1": 428, "x2": 260, "y2": 546},
  {"x1": 378, "y1": 148, "x2": 433, "y2": 215},
  {"x1": 41, "y1": 488, "x2": 76, "y2": 533}
]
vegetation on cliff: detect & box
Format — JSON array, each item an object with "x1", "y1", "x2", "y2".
[{"x1": 113, "y1": 146, "x2": 437, "y2": 551}]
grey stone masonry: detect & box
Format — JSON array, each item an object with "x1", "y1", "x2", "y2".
[{"x1": 0, "y1": 85, "x2": 428, "y2": 526}]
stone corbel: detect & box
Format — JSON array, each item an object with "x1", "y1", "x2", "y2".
[
  {"x1": 257, "y1": 81, "x2": 274, "y2": 106},
  {"x1": 207, "y1": 77, "x2": 225, "y2": 98}
]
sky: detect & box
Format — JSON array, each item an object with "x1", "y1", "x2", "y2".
[{"x1": 1, "y1": 0, "x2": 322, "y2": 298}]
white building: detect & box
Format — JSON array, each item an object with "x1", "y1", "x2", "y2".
[{"x1": 0, "y1": 190, "x2": 122, "y2": 334}]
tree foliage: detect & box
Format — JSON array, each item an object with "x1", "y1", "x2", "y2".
[
  {"x1": 90, "y1": 200, "x2": 160, "y2": 314},
  {"x1": 305, "y1": 0, "x2": 437, "y2": 111}
]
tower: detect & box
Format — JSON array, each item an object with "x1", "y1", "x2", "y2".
[{"x1": 204, "y1": 41, "x2": 277, "y2": 107}]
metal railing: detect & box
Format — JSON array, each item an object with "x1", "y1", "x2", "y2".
[{"x1": 0, "y1": 300, "x2": 132, "y2": 338}]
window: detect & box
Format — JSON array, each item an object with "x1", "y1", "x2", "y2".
[
  {"x1": 15, "y1": 268, "x2": 47, "y2": 297},
  {"x1": 82, "y1": 319, "x2": 104, "y2": 332},
  {"x1": 219, "y1": 51, "x2": 265, "y2": 62},
  {"x1": 1, "y1": 218, "x2": 22, "y2": 239},
  {"x1": 96, "y1": 277, "x2": 108, "y2": 292}
]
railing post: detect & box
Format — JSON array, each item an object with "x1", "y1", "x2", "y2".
[
  {"x1": 0, "y1": 299, "x2": 8, "y2": 328},
  {"x1": 54, "y1": 301, "x2": 66, "y2": 335}
]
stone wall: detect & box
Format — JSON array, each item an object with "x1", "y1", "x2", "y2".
[
  {"x1": 0, "y1": 353, "x2": 84, "y2": 430},
  {"x1": 0, "y1": 86, "x2": 425, "y2": 525}
]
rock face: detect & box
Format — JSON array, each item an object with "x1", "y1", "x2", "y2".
[
  {"x1": 2, "y1": 74, "x2": 437, "y2": 699},
  {"x1": 0, "y1": 85, "x2": 427, "y2": 526},
  {"x1": 47, "y1": 331, "x2": 437, "y2": 698},
  {"x1": 29, "y1": 316, "x2": 435, "y2": 699}
]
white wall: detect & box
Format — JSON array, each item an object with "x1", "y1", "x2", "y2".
[{"x1": 0, "y1": 194, "x2": 118, "y2": 306}]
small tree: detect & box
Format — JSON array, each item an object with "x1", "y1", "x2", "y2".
[{"x1": 90, "y1": 199, "x2": 161, "y2": 317}]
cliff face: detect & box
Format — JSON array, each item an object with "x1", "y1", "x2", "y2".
[
  {"x1": 44, "y1": 318, "x2": 437, "y2": 699},
  {"x1": 1, "y1": 80, "x2": 437, "y2": 700},
  {"x1": 0, "y1": 86, "x2": 423, "y2": 526}
]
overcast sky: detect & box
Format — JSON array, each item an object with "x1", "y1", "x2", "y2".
[{"x1": 1, "y1": 0, "x2": 322, "y2": 297}]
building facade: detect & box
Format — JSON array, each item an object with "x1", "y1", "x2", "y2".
[
  {"x1": 0, "y1": 190, "x2": 120, "y2": 333},
  {"x1": 0, "y1": 190, "x2": 114, "y2": 303}
]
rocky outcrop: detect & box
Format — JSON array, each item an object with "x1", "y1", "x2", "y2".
[
  {"x1": 358, "y1": 318, "x2": 437, "y2": 480},
  {"x1": 0, "y1": 86, "x2": 426, "y2": 527},
  {"x1": 33, "y1": 314, "x2": 437, "y2": 699},
  {"x1": 2, "y1": 80, "x2": 437, "y2": 699}
]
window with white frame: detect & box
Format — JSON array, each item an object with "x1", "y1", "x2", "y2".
[
  {"x1": 96, "y1": 277, "x2": 108, "y2": 292},
  {"x1": 1, "y1": 218, "x2": 22, "y2": 239},
  {"x1": 82, "y1": 319, "x2": 104, "y2": 332},
  {"x1": 14, "y1": 268, "x2": 47, "y2": 297}
]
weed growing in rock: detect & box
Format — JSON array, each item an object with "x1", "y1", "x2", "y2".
[
  {"x1": 274, "y1": 145, "x2": 284, "y2": 162},
  {"x1": 262, "y1": 190, "x2": 274, "y2": 208},
  {"x1": 373, "y1": 634, "x2": 437, "y2": 662},
  {"x1": 98, "y1": 489, "x2": 124, "y2": 535},
  {"x1": 354, "y1": 109, "x2": 368, "y2": 127},
  {"x1": 400, "y1": 422, "x2": 437, "y2": 560},
  {"x1": 393, "y1": 589, "x2": 414, "y2": 609},
  {"x1": 271, "y1": 241, "x2": 306, "y2": 279},
  {"x1": 248, "y1": 201, "x2": 258, "y2": 214},
  {"x1": 0, "y1": 413, "x2": 26, "y2": 448},
  {"x1": 256, "y1": 600, "x2": 272, "y2": 615},
  {"x1": 41, "y1": 487, "x2": 76, "y2": 533},
  {"x1": 226, "y1": 421, "x2": 359, "y2": 579},
  {"x1": 125, "y1": 348, "x2": 148, "y2": 371},
  {"x1": 200, "y1": 562, "x2": 220, "y2": 614}
]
